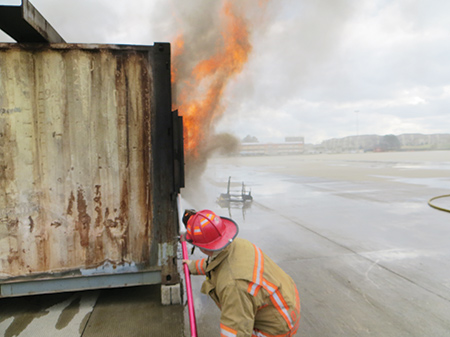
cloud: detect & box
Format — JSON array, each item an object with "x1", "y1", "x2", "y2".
[
  {"x1": 219, "y1": 0, "x2": 450, "y2": 143},
  {"x1": 1, "y1": 0, "x2": 449, "y2": 145}
]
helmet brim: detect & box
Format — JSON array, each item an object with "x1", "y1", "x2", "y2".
[{"x1": 190, "y1": 216, "x2": 239, "y2": 251}]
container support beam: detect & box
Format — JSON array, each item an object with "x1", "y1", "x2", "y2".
[
  {"x1": 0, "y1": 270, "x2": 161, "y2": 297},
  {"x1": 0, "y1": 0, "x2": 65, "y2": 43}
]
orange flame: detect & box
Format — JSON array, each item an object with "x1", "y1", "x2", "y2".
[{"x1": 172, "y1": 1, "x2": 252, "y2": 159}]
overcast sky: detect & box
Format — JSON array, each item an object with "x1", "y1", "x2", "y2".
[{"x1": 1, "y1": 0, "x2": 449, "y2": 144}]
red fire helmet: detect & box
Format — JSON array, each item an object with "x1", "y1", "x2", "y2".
[{"x1": 185, "y1": 210, "x2": 239, "y2": 251}]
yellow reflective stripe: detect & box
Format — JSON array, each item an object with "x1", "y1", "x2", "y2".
[{"x1": 220, "y1": 323, "x2": 237, "y2": 337}]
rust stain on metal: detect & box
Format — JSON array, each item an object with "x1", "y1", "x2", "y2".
[
  {"x1": 28, "y1": 216, "x2": 34, "y2": 232},
  {"x1": 93, "y1": 185, "x2": 101, "y2": 204},
  {"x1": 0, "y1": 118, "x2": 16, "y2": 211},
  {"x1": 94, "y1": 185, "x2": 103, "y2": 229},
  {"x1": 140, "y1": 56, "x2": 152, "y2": 261},
  {"x1": 50, "y1": 221, "x2": 61, "y2": 228},
  {"x1": 6, "y1": 218, "x2": 19, "y2": 231},
  {"x1": 7, "y1": 249, "x2": 19, "y2": 265},
  {"x1": 0, "y1": 46, "x2": 164, "y2": 279},
  {"x1": 6, "y1": 217, "x2": 26, "y2": 270},
  {"x1": 67, "y1": 191, "x2": 75, "y2": 216},
  {"x1": 119, "y1": 179, "x2": 130, "y2": 261},
  {"x1": 93, "y1": 184, "x2": 104, "y2": 258},
  {"x1": 105, "y1": 219, "x2": 117, "y2": 228},
  {"x1": 76, "y1": 187, "x2": 91, "y2": 248}
]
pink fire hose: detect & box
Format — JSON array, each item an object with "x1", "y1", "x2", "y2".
[{"x1": 182, "y1": 239, "x2": 198, "y2": 337}]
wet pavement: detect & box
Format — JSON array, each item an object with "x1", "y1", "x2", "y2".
[
  {"x1": 1, "y1": 151, "x2": 450, "y2": 336},
  {"x1": 185, "y1": 151, "x2": 450, "y2": 337},
  {"x1": 0, "y1": 285, "x2": 184, "y2": 337}
]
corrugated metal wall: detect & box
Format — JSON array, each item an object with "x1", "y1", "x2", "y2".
[{"x1": 0, "y1": 45, "x2": 155, "y2": 278}]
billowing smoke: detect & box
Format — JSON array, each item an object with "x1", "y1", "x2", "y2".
[
  {"x1": 181, "y1": 132, "x2": 240, "y2": 207},
  {"x1": 171, "y1": 0, "x2": 272, "y2": 197}
]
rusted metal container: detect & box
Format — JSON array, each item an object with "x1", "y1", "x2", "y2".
[{"x1": 0, "y1": 42, "x2": 183, "y2": 297}]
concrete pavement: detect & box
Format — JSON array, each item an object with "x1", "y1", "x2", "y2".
[
  {"x1": 0, "y1": 285, "x2": 184, "y2": 337},
  {"x1": 187, "y1": 151, "x2": 450, "y2": 336},
  {"x1": 1, "y1": 151, "x2": 450, "y2": 336}
]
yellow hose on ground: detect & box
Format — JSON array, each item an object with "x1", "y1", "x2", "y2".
[{"x1": 428, "y1": 194, "x2": 450, "y2": 213}]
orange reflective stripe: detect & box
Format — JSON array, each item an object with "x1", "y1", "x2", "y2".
[
  {"x1": 271, "y1": 289, "x2": 293, "y2": 329},
  {"x1": 200, "y1": 259, "x2": 206, "y2": 275},
  {"x1": 200, "y1": 213, "x2": 215, "y2": 227},
  {"x1": 194, "y1": 226, "x2": 202, "y2": 235},
  {"x1": 295, "y1": 285, "x2": 301, "y2": 312},
  {"x1": 220, "y1": 323, "x2": 237, "y2": 337},
  {"x1": 291, "y1": 285, "x2": 301, "y2": 336},
  {"x1": 262, "y1": 278, "x2": 277, "y2": 294},
  {"x1": 247, "y1": 281, "x2": 261, "y2": 296},
  {"x1": 290, "y1": 317, "x2": 300, "y2": 336},
  {"x1": 195, "y1": 259, "x2": 206, "y2": 275},
  {"x1": 261, "y1": 279, "x2": 293, "y2": 329},
  {"x1": 258, "y1": 303, "x2": 269, "y2": 310},
  {"x1": 249, "y1": 245, "x2": 264, "y2": 296},
  {"x1": 195, "y1": 260, "x2": 200, "y2": 274},
  {"x1": 253, "y1": 285, "x2": 301, "y2": 337},
  {"x1": 290, "y1": 309, "x2": 298, "y2": 323}
]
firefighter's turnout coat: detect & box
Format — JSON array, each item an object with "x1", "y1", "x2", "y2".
[{"x1": 188, "y1": 238, "x2": 300, "y2": 337}]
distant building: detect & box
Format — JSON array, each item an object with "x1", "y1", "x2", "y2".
[
  {"x1": 285, "y1": 136, "x2": 304, "y2": 143},
  {"x1": 319, "y1": 133, "x2": 450, "y2": 153},
  {"x1": 240, "y1": 137, "x2": 304, "y2": 156}
]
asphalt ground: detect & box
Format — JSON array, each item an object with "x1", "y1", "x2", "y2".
[{"x1": 1, "y1": 150, "x2": 450, "y2": 337}]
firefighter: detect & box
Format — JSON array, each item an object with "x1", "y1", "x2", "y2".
[{"x1": 181, "y1": 209, "x2": 300, "y2": 337}]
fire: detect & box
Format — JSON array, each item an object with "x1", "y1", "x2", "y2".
[{"x1": 172, "y1": 1, "x2": 252, "y2": 159}]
